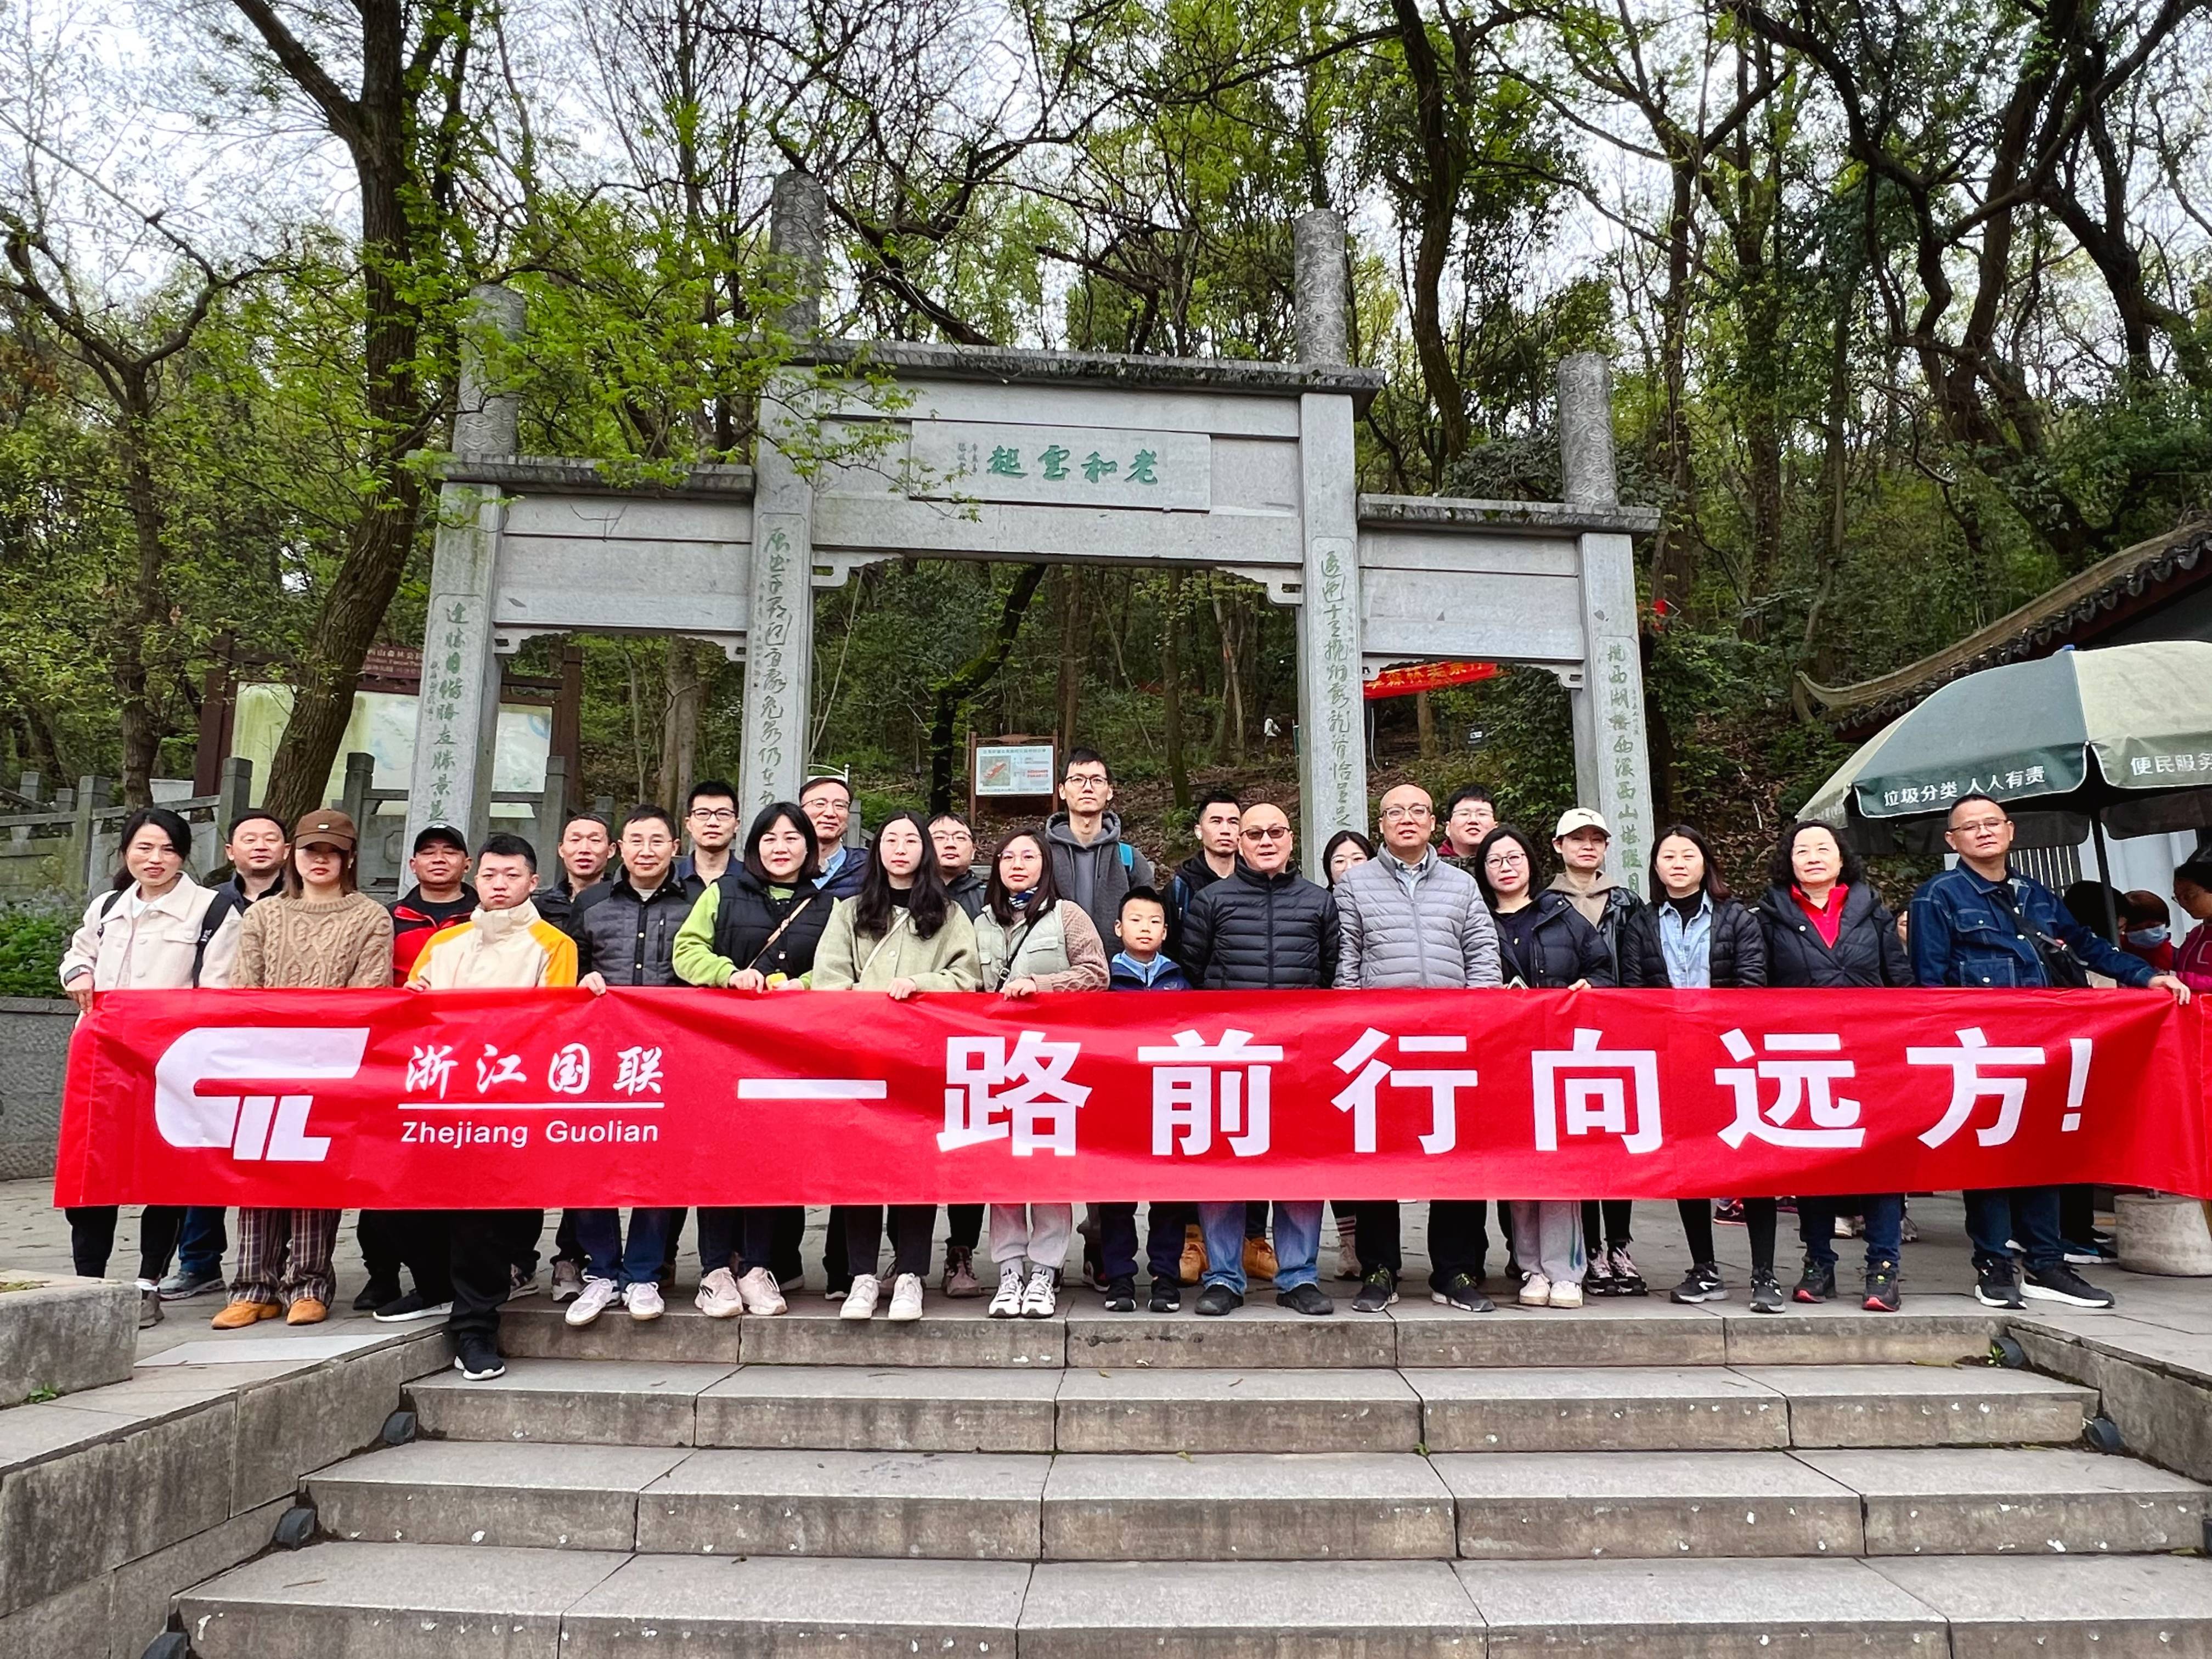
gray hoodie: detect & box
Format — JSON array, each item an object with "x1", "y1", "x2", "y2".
[{"x1": 1045, "y1": 809, "x2": 1156, "y2": 949}]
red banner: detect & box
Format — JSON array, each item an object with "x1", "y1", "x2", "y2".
[
  {"x1": 55, "y1": 988, "x2": 2209, "y2": 1208},
  {"x1": 1362, "y1": 661, "x2": 1499, "y2": 699}
]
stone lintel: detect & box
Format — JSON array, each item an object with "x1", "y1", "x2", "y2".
[
  {"x1": 794, "y1": 338, "x2": 1386, "y2": 407},
  {"x1": 1360, "y1": 492, "x2": 1661, "y2": 536},
  {"x1": 432, "y1": 455, "x2": 758, "y2": 499}
]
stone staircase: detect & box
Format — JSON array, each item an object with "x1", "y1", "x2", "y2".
[{"x1": 174, "y1": 1296, "x2": 2212, "y2": 1655}]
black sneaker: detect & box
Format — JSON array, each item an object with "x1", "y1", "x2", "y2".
[
  {"x1": 1974, "y1": 1260, "x2": 2025, "y2": 1310},
  {"x1": 1669, "y1": 1263, "x2": 1726, "y2": 1305},
  {"x1": 352, "y1": 1278, "x2": 400, "y2": 1313},
  {"x1": 1352, "y1": 1267, "x2": 1399, "y2": 1313},
  {"x1": 373, "y1": 1289, "x2": 453, "y2": 1323},
  {"x1": 1863, "y1": 1259, "x2": 1901, "y2": 1313},
  {"x1": 1277, "y1": 1282, "x2": 1335, "y2": 1316},
  {"x1": 1792, "y1": 1259, "x2": 1836, "y2": 1304},
  {"x1": 2024, "y1": 1263, "x2": 2115, "y2": 1308},
  {"x1": 1748, "y1": 1272, "x2": 1785, "y2": 1313},
  {"x1": 1605, "y1": 1246, "x2": 1646, "y2": 1296},
  {"x1": 453, "y1": 1335, "x2": 506, "y2": 1381},
  {"x1": 1584, "y1": 1251, "x2": 1619, "y2": 1296},
  {"x1": 1430, "y1": 1272, "x2": 1493, "y2": 1313},
  {"x1": 1195, "y1": 1284, "x2": 1243, "y2": 1317},
  {"x1": 1102, "y1": 1275, "x2": 1137, "y2": 1313},
  {"x1": 1148, "y1": 1278, "x2": 1181, "y2": 1313}
]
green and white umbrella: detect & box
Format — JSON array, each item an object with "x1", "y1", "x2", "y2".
[{"x1": 1802, "y1": 640, "x2": 2212, "y2": 853}]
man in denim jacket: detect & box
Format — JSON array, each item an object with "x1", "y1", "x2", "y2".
[{"x1": 1911, "y1": 794, "x2": 2192, "y2": 1310}]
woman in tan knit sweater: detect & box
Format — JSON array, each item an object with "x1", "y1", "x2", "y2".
[{"x1": 215, "y1": 811, "x2": 393, "y2": 1329}]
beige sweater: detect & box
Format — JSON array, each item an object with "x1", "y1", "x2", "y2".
[
  {"x1": 236, "y1": 892, "x2": 394, "y2": 989},
  {"x1": 811, "y1": 899, "x2": 981, "y2": 992}
]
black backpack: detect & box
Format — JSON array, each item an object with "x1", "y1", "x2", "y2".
[{"x1": 96, "y1": 884, "x2": 245, "y2": 988}]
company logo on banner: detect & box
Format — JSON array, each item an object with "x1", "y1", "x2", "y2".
[
  {"x1": 152, "y1": 1026, "x2": 370, "y2": 1163},
  {"x1": 56, "y1": 989, "x2": 2209, "y2": 1208}
]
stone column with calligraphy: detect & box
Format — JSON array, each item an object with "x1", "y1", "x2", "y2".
[
  {"x1": 405, "y1": 285, "x2": 523, "y2": 856},
  {"x1": 1559, "y1": 352, "x2": 1655, "y2": 894},
  {"x1": 1292, "y1": 209, "x2": 1368, "y2": 872},
  {"x1": 740, "y1": 172, "x2": 826, "y2": 815}
]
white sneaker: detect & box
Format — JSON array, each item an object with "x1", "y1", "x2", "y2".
[
  {"x1": 550, "y1": 1260, "x2": 584, "y2": 1303},
  {"x1": 736, "y1": 1266, "x2": 787, "y2": 1317},
  {"x1": 1519, "y1": 1273, "x2": 1551, "y2": 1308},
  {"x1": 840, "y1": 1274, "x2": 881, "y2": 1321},
  {"x1": 624, "y1": 1281, "x2": 664, "y2": 1322},
  {"x1": 888, "y1": 1273, "x2": 924, "y2": 1322},
  {"x1": 695, "y1": 1268, "x2": 744, "y2": 1319},
  {"x1": 1335, "y1": 1239, "x2": 1362, "y2": 1282},
  {"x1": 1548, "y1": 1279, "x2": 1584, "y2": 1309},
  {"x1": 566, "y1": 1277, "x2": 618, "y2": 1327},
  {"x1": 1021, "y1": 1266, "x2": 1058, "y2": 1319},
  {"x1": 988, "y1": 1263, "x2": 1024, "y2": 1318}
]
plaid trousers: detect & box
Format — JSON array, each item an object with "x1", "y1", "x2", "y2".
[{"x1": 230, "y1": 1208, "x2": 340, "y2": 1306}]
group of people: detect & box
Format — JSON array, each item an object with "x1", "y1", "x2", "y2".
[{"x1": 59, "y1": 749, "x2": 2204, "y2": 1384}]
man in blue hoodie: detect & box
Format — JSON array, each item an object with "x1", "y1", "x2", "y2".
[{"x1": 1098, "y1": 886, "x2": 1192, "y2": 1311}]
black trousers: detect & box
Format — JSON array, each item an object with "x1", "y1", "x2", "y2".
[
  {"x1": 1583, "y1": 1199, "x2": 1634, "y2": 1254},
  {"x1": 67, "y1": 1205, "x2": 184, "y2": 1282},
  {"x1": 844, "y1": 1205, "x2": 934, "y2": 1279},
  {"x1": 448, "y1": 1209, "x2": 541, "y2": 1345},
  {"x1": 947, "y1": 1204, "x2": 984, "y2": 1252},
  {"x1": 1680, "y1": 1197, "x2": 1777, "y2": 1276}
]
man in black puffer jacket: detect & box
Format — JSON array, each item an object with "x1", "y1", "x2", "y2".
[{"x1": 1177, "y1": 803, "x2": 1338, "y2": 1319}]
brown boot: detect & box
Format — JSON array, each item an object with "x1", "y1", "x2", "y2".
[
  {"x1": 1243, "y1": 1235, "x2": 1280, "y2": 1284},
  {"x1": 1180, "y1": 1224, "x2": 1208, "y2": 1286},
  {"x1": 212, "y1": 1300, "x2": 282, "y2": 1329},
  {"x1": 285, "y1": 1297, "x2": 329, "y2": 1325}
]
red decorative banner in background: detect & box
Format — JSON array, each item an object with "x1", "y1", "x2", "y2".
[
  {"x1": 1362, "y1": 661, "x2": 1499, "y2": 699},
  {"x1": 55, "y1": 988, "x2": 2209, "y2": 1208}
]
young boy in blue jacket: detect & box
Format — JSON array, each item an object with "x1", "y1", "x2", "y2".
[{"x1": 1098, "y1": 887, "x2": 1191, "y2": 1310}]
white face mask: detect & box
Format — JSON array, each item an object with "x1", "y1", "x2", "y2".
[{"x1": 2126, "y1": 925, "x2": 2169, "y2": 948}]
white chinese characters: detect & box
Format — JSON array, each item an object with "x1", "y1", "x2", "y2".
[
  {"x1": 1138, "y1": 1028, "x2": 1282, "y2": 1156},
  {"x1": 1331, "y1": 1028, "x2": 1477, "y2": 1153},
  {"x1": 1715, "y1": 1029, "x2": 1864, "y2": 1150},
  {"x1": 1910, "y1": 1029, "x2": 2092, "y2": 1148},
  {"x1": 1532, "y1": 1029, "x2": 1663, "y2": 1153},
  {"x1": 941, "y1": 1032, "x2": 1090, "y2": 1155}
]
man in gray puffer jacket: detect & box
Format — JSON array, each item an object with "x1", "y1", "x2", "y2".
[{"x1": 1333, "y1": 782, "x2": 1503, "y2": 1316}]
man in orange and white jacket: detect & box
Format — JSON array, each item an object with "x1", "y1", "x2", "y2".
[{"x1": 409, "y1": 832, "x2": 576, "y2": 1382}]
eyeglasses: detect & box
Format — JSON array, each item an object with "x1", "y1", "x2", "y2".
[
  {"x1": 1380, "y1": 805, "x2": 1433, "y2": 822},
  {"x1": 1063, "y1": 774, "x2": 1109, "y2": 791},
  {"x1": 1486, "y1": 850, "x2": 1529, "y2": 866},
  {"x1": 1950, "y1": 818, "x2": 2007, "y2": 836},
  {"x1": 1242, "y1": 826, "x2": 1290, "y2": 841},
  {"x1": 689, "y1": 808, "x2": 738, "y2": 823}
]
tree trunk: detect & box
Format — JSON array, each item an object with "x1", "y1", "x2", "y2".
[
  {"x1": 1055, "y1": 566, "x2": 1087, "y2": 753},
  {"x1": 1161, "y1": 571, "x2": 1189, "y2": 810},
  {"x1": 1415, "y1": 690, "x2": 1437, "y2": 758},
  {"x1": 1211, "y1": 588, "x2": 1246, "y2": 764},
  {"x1": 929, "y1": 565, "x2": 1048, "y2": 812},
  {"x1": 111, "y1": 392, "x2": 169, "y2": 808},
  {"x1": 656, "y1": 637, "x2": 702, "y2": 810}
]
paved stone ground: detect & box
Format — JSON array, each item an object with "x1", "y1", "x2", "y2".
[{"x1": 5, "y1": 1183, "x2": 2209, "y2": 1364}]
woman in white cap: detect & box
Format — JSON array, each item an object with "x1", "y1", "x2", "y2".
[{"x1": 215, "y1": 811, "x2": 392, "y2": 1328}]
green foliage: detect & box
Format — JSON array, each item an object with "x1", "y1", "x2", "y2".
[{"x1": 0, "y1": 907, "x2": 70, "y2": 999}]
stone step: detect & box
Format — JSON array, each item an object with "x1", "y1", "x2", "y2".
[
  {"x1": 408, "y1": 1358, "x2": 2097, "y2": 1455},
  {"x1": 176, "y1": 1543, "x2": 2212, "y2": 1657},
  {"x1": 495, "y1": 1293, "x2": 2011, "y2": 1370},
  {"x1": 306, "y1": 1440, "x2": 2206, "y2": 1564}
]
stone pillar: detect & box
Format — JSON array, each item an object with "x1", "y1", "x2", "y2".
[
  {"x1": 1559, "y1": 353, "x2": 1655, "y2": 894},
  {"x1": 741, "y1": 173, "x2": 827, "y2": 816},
  {"x1": 405, "y1": 285, "x2": 523, "y2": 858},
  {"x1": 1291, "y1": 208, "x2": 1368, "y2": 875}
]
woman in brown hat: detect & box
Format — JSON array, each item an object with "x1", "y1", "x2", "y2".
[{"x1": 215, "y1": 811, "x2": 393, "y2": 1328}]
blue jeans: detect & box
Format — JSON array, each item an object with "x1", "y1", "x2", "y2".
[
  {"x1": 1198, "y1": 1200, "x2": 1321, "y2": 1293},
  {"x1": 178, "y1": 1207, "x2": 228, "y2": 1279},
  {"x1": 573, "y1": 1207, "x2": 680, "y2": 1288},
  {"x1": 1965, "y1": 1186, "x2": 2064, "y2": 1275},
  {"x1": 1798, "y1": 1194, "x2": 1904, "y2": 1271}
]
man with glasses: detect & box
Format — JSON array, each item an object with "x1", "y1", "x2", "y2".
[
  {"x1": 1911, "y1": 793, "x2": 2191, "y2": 1310},
  {"x1": 1177, "y1": 802, "x2": 1339, "y2": 1316},
  {"x1": 676, "y1": 780, "x2": 741, "y2": 886},
  {"x1": 1047, "y1": 748, "x2": 1155, "y2": 947},
  {"x1": 802, "y1": 774, "x2": 867, "y2": 901},
  {"x1": 1333, "y1": 782, "x2": 1503, "y2": 1313},
  {"x1": 1441, "y1": 786, "x2": 1498, "y2": 865}
]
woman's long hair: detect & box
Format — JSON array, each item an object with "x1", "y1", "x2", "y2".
[
  {"x1": 112, "y1": 808, "x2": 192, "y2": 891},
  {"x1": 1647, "y1": 823, "x2": 1731, "y2": 904},
  {"x1": 852, "y1": 810, "x2": 952, "y2": 939},
  {"x1": 984, "y1": 828, "x2": 1063, "y2": 928},
  {"x1": 1470, "y1": 824, "x2": 1544, "y2": 910},
  {"x1": 283, "y1": 843, "x2": 360, "y2": 898},
  {"x1": 1767, "y1": 819, "x2": 1865, "y2": 891},
  {"x1": 742, "y1": 802, "x2": 821, "y2": 884}
]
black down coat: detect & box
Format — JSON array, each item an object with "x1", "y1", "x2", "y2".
[
  {"x1": 1617, "y1": 897, "x2": 1768, "y2": 988},
  {"x1": 1179, "y1": 862, "x2": 1340, "y2": 990},
  {"x1": 710, "y1": 866, "x2": 833, "y2": 981},
  {"x1": 1489, "y1": 890, "x2": 1616, "y2": 989},
  {"x1": 1753, "y1": 883, "x2": 1911, "y2": 989}
]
